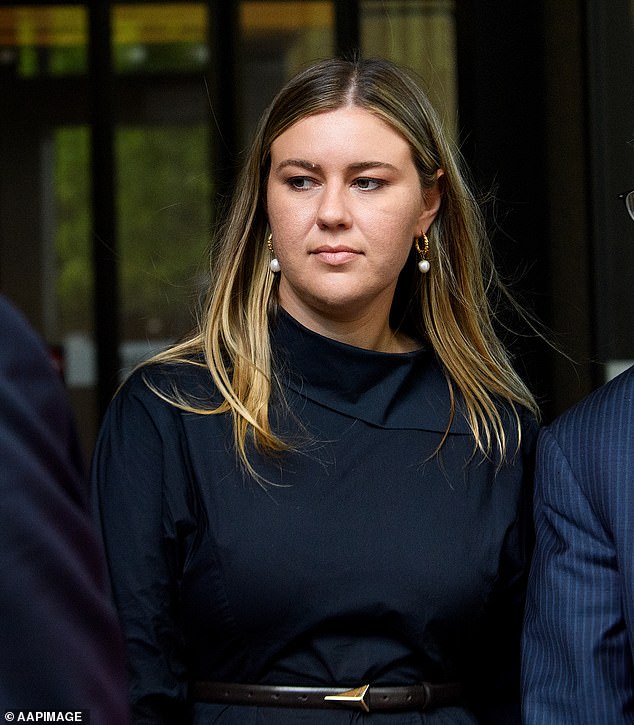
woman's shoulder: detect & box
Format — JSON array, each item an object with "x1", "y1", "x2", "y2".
[
  {"x1": 431, "y1": 355, "x2": 540, "y2": 439},
  {"x1": 115, "y1": 357, "x2": 221, "y2": 412}
]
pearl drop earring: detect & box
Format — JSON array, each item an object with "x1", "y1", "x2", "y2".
[
  {"x1": 415, "y1": 233, "x2": 431, "y2": 273},
  {"x1": 267, "y1": 233, "x2": 281, "y2": 273}
]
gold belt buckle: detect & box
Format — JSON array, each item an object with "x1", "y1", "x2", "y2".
[{"x1": 324, "y1": 684, "x2": 370, "y2": 712}]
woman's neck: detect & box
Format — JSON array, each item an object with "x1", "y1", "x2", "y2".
[{"x1": 278, "y1": 303, "x2": 419, "y2": 353}]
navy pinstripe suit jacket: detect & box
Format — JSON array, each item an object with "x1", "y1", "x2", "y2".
[{"x1": 522, "y1": 366, "x2": 634, "y2": 724}]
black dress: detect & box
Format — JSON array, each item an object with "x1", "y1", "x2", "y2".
[{"x1": 91, "y1": 309, "x2": 537, "y2": 724}]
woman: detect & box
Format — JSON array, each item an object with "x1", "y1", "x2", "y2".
[{"x1": 92, "y1": 57, "x2": 538, "y2": 724}]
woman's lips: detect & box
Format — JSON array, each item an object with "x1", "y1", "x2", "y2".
[{"x1": 312, "y1": 246, "x2": 360, "y2": 265}]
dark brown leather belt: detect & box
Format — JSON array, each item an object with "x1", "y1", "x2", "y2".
[{"x1": 189, "y1": 681, "x2": 463, "y2": 712}]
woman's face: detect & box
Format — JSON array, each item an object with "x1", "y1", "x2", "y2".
[{"x1": 266, "y1": 105, "x2": 440, "y2": 333}]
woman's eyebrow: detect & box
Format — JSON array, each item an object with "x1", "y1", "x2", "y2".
[
  {"x1": 347, "y1": 161, "x2": 399, "y2": 172},
  {"x1": 274, "y1": 159, "x2": 398, "y2": 172},
  {"x1": 275, "y1": 159, "x2": 319, "y2": 172}
]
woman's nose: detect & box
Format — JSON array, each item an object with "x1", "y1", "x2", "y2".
[{"x1": 316, "y1": 185, "x2": 353, "y2": 230}]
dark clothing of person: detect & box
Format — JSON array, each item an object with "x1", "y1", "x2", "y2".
[
  {"x1": 92, "y1": 309, "x2": 537, "y2": 724},
  {"x1": 0, "y1": 295, "x2": 129, "y2": 722},
  {"x1": 522, "y1": 365, "x2": 634, "y2": 723}
]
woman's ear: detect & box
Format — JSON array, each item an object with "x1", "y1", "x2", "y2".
[{"x1": 418, "y1": 168, "x2": 444, "y2": 231}]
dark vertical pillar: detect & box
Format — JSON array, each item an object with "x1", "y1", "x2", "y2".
[
  {"x1": 207, "y1": 0, "x2": 239, "y2": 210},
  {"x1": 540, "y1": 1, "x2": 596, "y2": 410},
  {"x1": 455, "y1": 0, "x2": 552, "y2": 413},
  {"x1": 585, "y1": 0, "x2": 634, "y2": 364},
  {"x1": 88, "y1": 2, "x2": 120, "y2": 417},
  {"x1": 335, "y1": 0, "x2": 360, "y2": 58}
]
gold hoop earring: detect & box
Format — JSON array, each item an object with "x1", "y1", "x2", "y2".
[
  {"x1": 414, "y1": 233, "x2": 430, "y2": 273},
  {"x1": 267, "y1": 233, "x2": 281, "y2": 273}
]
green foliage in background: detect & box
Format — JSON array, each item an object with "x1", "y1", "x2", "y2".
[
  {"x1": 55, "y1": 127, "x2": 92, "y2": 331},
  {"x1": 55, "y1": 124, "x2": 212, "y2": 339}
]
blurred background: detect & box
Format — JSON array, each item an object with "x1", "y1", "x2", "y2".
[{"x1": 0, "y1": 0, "x2": 633, "y2": 457}]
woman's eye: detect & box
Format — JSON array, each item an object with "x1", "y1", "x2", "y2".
[
  {"x1": 354, "y1": 178, "x2": 383, "y2": 191},
  {"x1": 287, "y1": 177, "x2": 315, "y2": 190}
]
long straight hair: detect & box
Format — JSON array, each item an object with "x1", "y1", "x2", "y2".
[{"x1": 149, "y1": 57, "x2": 539, "y2": 478}]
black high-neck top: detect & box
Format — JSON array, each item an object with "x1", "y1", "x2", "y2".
[
  {"x1": 92, "y1": 309, "x2": 537, "y2": 724},
  {"x1": 272, "y1": 309, "x2": 466, "y2": 432}
]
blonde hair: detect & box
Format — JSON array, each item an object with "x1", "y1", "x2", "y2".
[{"x1": 149, "y1": 57, "x2": 538, "y2": 478}]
